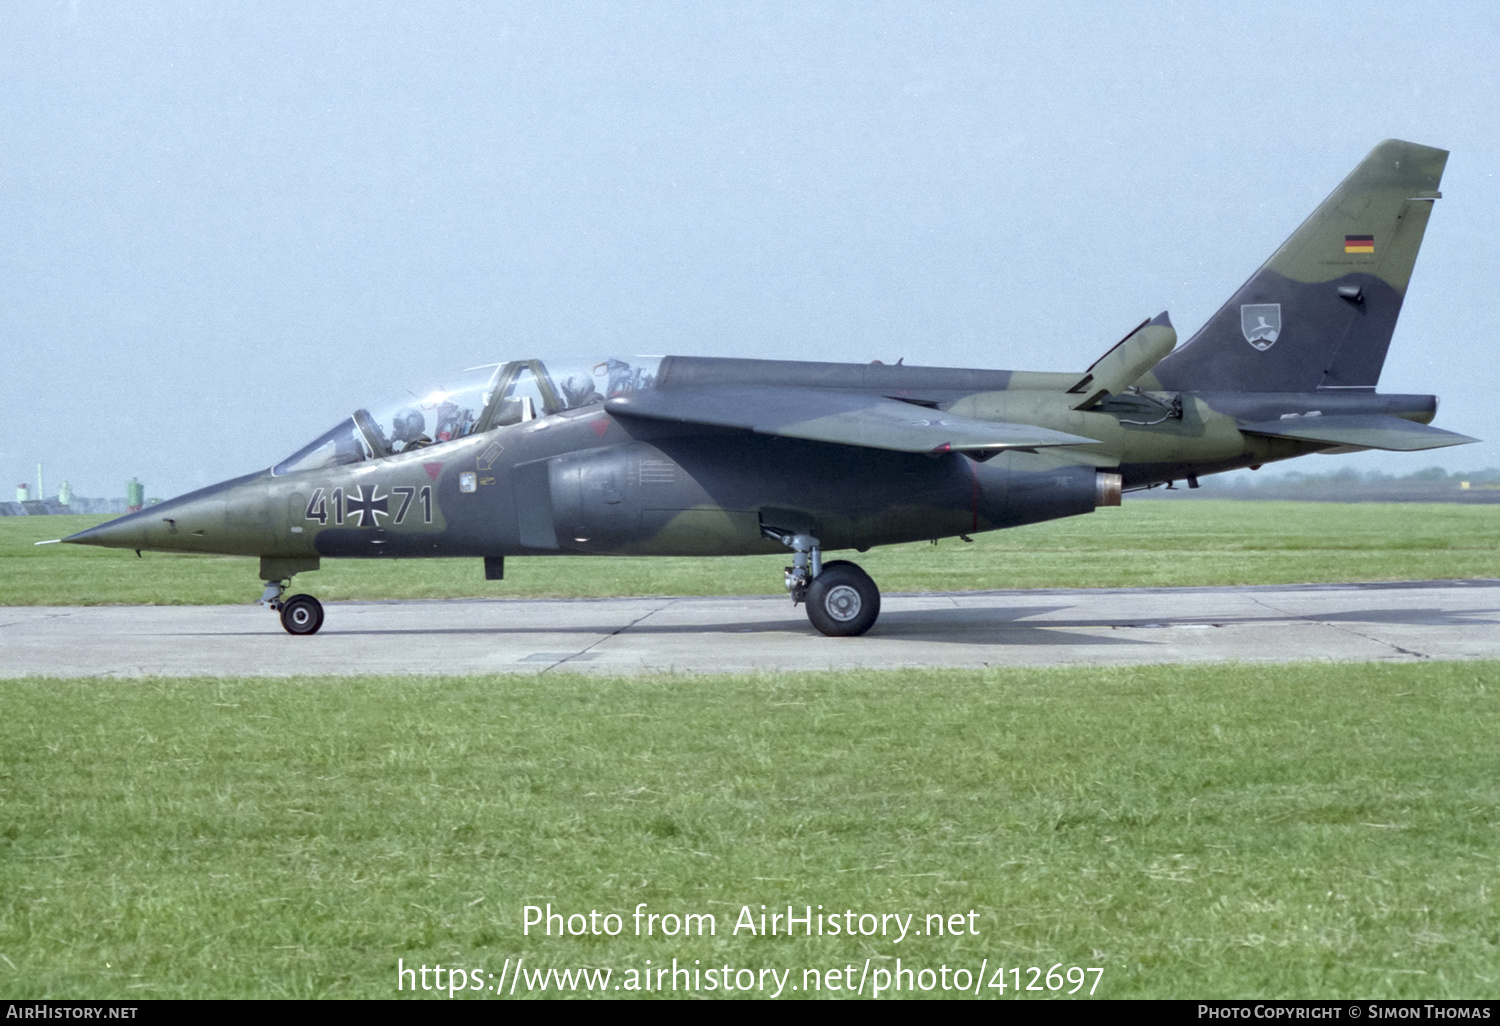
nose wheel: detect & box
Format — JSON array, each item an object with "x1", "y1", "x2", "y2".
[
  {"x1": 767, "y1": 530, "x2": 881, "y2": 637},
  {"x1": 279, "y1": 594, "x2": 325, "y2": 635}
]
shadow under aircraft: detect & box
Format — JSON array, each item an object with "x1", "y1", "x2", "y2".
[{"x1": 65, "y1": 140, "x2": 1476, "y2": 637}]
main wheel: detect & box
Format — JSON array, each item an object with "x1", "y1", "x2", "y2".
[
  {"x1": 279, "y1": 594, "x2": 324, "y2": 635},
  {"x1": 805, "y1": 561, "x2": 880, "y2": 637}
]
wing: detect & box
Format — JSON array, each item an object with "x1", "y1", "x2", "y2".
[
  {"x1": 1238, "y1": 414, "x2": 1478, "y2": 452},
  {"x1": 606, "y1": 386, "x2": 1098, "y2": 454}
]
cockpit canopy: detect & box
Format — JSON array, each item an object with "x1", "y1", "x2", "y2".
[{"x1": 272, "y1": 357, "x2": 661, "y2": 476}]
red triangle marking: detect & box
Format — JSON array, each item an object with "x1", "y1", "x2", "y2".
[
  {"x1": 591, "y1": 418, "x2": 610, "y2": 438},
  {"x1": 424, "y1": 462, "x2": 443, "y2": 480}
]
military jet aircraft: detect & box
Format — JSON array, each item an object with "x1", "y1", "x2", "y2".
[{"x1": 63, "y1": 139, "x2": 1476, "y2": 637}]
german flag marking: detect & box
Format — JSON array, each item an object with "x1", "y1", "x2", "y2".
[{"x1": 1345, "y1": 234, "x2": 1375, "y2": 254}]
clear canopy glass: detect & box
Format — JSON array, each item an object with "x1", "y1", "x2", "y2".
[
  {"x1": 271, "y1": 417, "x2": 374, "y2": 477},
  {"x1": 272, "y1": 357, "x2": 662, "y2": 476},
  {"x1": 544, "y1": 357, "x2": 661, "y2": 410},
  {"x1": 363, "y1": 365, "x2": 502, "y2": 455}
]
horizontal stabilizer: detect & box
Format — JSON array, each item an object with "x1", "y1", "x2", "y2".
[
  {"x1": 608, "y1": 386, "x2": 1098, "y2": 454},
  {"x1": 1067, "y1": 312, "x2": 1178, "y2": 409},
  {"x1": 1238, "y1": 414, "x2": 1477, "y2": 452}
]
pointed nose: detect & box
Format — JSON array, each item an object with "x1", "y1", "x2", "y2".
[
  {"x1": 63, "y1": 507, "x2": 158, "y2": 550},
  {"x1": 63, "y1": 471, "x2": 275, "y2": 556}
]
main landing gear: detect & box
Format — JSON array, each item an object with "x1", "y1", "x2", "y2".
[
  {"x1": 259, "y1": 579, "x2": 325, "y2": 635},
  {"x1": 770, "y1": 531, "x2": 881, "y2": 637}
]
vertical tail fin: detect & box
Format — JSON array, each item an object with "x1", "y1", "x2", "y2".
[{"x1": 1149, "y1": 139, "x2": 1447, "y2": 393}]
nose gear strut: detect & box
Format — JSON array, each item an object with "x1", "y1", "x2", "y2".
[{"x1": 258, "y1": 579, "x2": 287, "y2": 611}]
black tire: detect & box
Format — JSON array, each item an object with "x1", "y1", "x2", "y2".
[
  {"x1": 805, "y1": 560, "x2": 880, "y2": 637},
  {"x1": 279, "y1": 594, "x2": 324, "y2": 635}
]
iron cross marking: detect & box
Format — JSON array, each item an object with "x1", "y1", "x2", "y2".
[{"x1": 345, "y1": 485, "x2": 389, "y2": 527}]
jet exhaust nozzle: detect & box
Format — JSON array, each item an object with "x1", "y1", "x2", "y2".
[{"x1": 1096, "y1": 472, "x2": 1123, "y2": 507}]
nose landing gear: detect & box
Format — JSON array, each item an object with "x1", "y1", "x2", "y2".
[
  {"x1": 258, "y1": 577, "x2": 325, "y2": 635},
  {"x1": 767, "y1": 530, "x2": 881, "y2": 637}
]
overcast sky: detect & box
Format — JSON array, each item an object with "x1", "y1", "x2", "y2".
[{"x1": 3, "y1": 1, "x2": 1497, "y2": 499}]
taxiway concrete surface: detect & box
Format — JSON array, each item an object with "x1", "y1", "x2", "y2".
[{"x1": 2, "y1": 580, "x2": 1498, "y2": 677}]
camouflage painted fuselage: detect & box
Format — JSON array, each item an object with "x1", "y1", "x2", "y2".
[
  {"x1": 66, "y1": 139, "x2": 1474, "y2": 585},
  {"x1": 68, "y1": 353, "x2": 1449, "y2": 573}
]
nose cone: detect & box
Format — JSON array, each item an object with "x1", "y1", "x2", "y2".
[
  {"x1": 64, "y1": 471, "x2": 276, "y2": 556},
  {"x1": 64, "y1": 505, "x2": 159, "y2": 550}
]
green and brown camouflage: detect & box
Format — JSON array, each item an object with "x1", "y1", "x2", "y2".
[
  {"x1": 1142, "y1": 138, "x2": 1447, "y2": 393},
  {"x1": 62, "y1": 140, "x2": 1478, "y2": 637}
]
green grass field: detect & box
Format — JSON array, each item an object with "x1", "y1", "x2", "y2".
[
  {"x1": 4, "y1": 502, "x2": 1497, "y2": 999},
  {"x1": 2, "y1": 663, "x2": 1498, "y2": 999},
  {"x1": 4, "y1": 500, "x2": 1498, "y2": 605}
]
